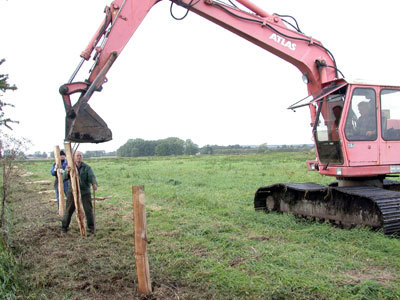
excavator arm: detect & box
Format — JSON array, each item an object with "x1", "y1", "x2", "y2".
[{"x1": 60, "y1": 0, "x2": 340, "y2": 143}]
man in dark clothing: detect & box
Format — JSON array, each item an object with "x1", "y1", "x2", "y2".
[
  {"x1": 354, "y1": 101, "x2": 377, "y2": 139},
  {"x1": 50, "y1": 150, "x2": 68, "y2": 209},
  {"x1": 61, "y1": 151, "x2": 98, "y2": 234}
]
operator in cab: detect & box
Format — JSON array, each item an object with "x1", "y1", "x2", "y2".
[
  {"x1": 331, "y1": 106, "x2": 343, "y2": 141},
  {"x1": 354, "y1": 101, "x2": 377, "y2": 139},
  {"x1": 345, "y1": 100, "x2": 377, "y2": 141}
]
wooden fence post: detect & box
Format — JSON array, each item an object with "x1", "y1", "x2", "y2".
[
  {"x1": 132, "y1": 185, "x2": 152, "y2": 294},
  {"x1": 54, "y1": 145, "x2": 65, "y2": 216},
  {"x1": 64, "y1": 142, "x2": 86, "y2": 237}
]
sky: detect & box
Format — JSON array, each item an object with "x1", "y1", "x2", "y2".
[{"x1": 1, "y1": 0, "x2": 400, "y2": 154}]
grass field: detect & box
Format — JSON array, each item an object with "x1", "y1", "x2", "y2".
[{"x1": 4, "y1": 152, "x2": 400, "y2": 299}]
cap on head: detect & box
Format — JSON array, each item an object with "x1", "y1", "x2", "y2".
[{"x1": 60, "y1": 150, "x2": 66, "y2": 156}]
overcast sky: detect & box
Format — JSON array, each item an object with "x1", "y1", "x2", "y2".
[{"x1": 1, "y1": 0, "x2": 400, "y2": 154}]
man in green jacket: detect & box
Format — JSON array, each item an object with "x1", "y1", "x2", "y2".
[{"x1": 61, "y1": 151, "x2": 98, "y2": 234}]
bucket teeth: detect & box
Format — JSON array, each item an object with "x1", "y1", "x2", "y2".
[{"x1": 66, "y1": 103, "x2": 112, "y2": 143}]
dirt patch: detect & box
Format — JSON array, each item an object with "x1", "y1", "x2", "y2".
[
  {"x1": 7, "y1": 173, "x2": 191, "y2": 299},
  {"x1": 344, "y1": 267, "x2": 398, "y2": 286},
  {"x1": 249, "y1": 235, "x2": 270, "y2": 241}
]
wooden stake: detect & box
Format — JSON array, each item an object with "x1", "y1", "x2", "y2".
[
  {"x1": 64, "y1": 142, "x2": 86, "y2": 237},
  {"x1": 132, "y1": 185, "x2": 151, "y2": 294},
  {"x1": 54, "y1": 146, "x2": 65, "y2": 216},
  {"x1": 93, "y1": 188, "x2": 96, "y2": 235}
]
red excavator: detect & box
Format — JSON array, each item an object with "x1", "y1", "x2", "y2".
[{"x1": 59, "y1": 0, "x2": 400, "y2": 234}]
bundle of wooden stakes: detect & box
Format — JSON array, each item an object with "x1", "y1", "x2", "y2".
[{"x1": 54, "y1": 143, "x2": 86, "y2": 236}]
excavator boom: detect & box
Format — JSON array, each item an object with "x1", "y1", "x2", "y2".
[{"x1": 60, "y1": 0, "x2": 338, "y2": 143}]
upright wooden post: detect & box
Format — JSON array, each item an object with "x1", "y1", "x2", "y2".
[
  {"x1": 132, "y1": 185, "x2": 151, "y2": 294},
  {"x1": 54, "y1": 146, "x2": 65, "y2": 216},
  {"x1": 64, "y1": 142, "x2": 86, "y2": 237}
]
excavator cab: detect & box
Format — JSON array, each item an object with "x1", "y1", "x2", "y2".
[{"x1": 302, "y1": 81, "x2": 400, "y2": 179}]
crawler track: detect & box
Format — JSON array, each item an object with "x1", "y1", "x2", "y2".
[{"x1": 254, "y1": 181, "x2": 400, "y2": 235}]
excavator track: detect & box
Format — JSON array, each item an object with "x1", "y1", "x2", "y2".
[{"x1": 254, "y1": 181, "x2": 400, "y2": 235}]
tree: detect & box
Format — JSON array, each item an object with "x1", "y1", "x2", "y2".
[
  {"x1": 84, "y1": 150, "x2": 106, "y2": 158},
  {"x1": 200, "y1": 145, "x2": 214, "y2": 155},
  {"x1": 32, "y1": 151, "x2": 47, "y2": 159},
  {"x1": 184, "y1": 139, "x2": 199, "y2": 155},
  {"x1": 154, "y1": 138, "x2": 184, "y2": 156},
  {"x1": 117, "y1": 138, "x2": 157, "y2": 157},
  {"x1": 154, "y1": 142, "x2": 171, "y2": 156},
  {"x1": 164, "y1": 137, "x2": 184, "y2": 156},
  {"x1": 0, "y1": 131, "x2": 29, "y2": 232},
  {"x1": 258, "y1": 143, "x2": 269, "y2": 153},
  {"x1": 0, "y1": 59, "x2": 18, "y2": 130},
  {"x1": 117, "y1": 137, "x2": 186, "y2": 157},
  {"x1": 0, "y1": 59, "x2": 30, "y2": 243}
]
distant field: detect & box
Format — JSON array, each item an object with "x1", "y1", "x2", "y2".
[{"x1": 7, "y1": 152, "x2": 400, "y2": 299}]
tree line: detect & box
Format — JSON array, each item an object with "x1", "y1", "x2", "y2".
[
  {"x1": 116, "y1": 138, "x2": 199, "y2": 157},
  {"x1": 200, "y1": 143, "x2": 314, "y2": 155},
  {"x1": 46, "y1": 150, "x2": 116, "y2": 159},
  {"x1": 116, "y1": 138, "x2": 314, "y2": 158},
  {"x1": 25, "y1": 141, "x2": 314, "y2": 160}
]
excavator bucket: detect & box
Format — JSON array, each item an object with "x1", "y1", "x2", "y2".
[{"x1": 65, "y1": 103, "x2": 112, "y2": 143}]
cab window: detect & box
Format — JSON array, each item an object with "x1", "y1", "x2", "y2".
[
  {"x1": 381, "y1": 89, "x2": 400, "y2": 140},
  {"x1": 314, "y1": 96, "x2": 344, "y2": 142},
  {"x1": 345, "y1": 88, "x2": 377, "y2": 141}
]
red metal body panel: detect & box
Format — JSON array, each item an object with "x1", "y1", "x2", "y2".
[
  {"x1": 320, "y1": 165, "x2": 393, "y2": 177},
  {"x1": 87, "y1": 0, "x2": 159, "y2": 87},
  {"x1": 234, "y1": 0, "x2": 270, "y2": 18},
  {"x1": 381, "y1": 141, "x2": 400, "y2": 165},
  {"x1": 307, "y1": 159, "x2": 398, "y2": 177},
  {"x1": 345, "y1": 142, "x2": 379, "y2": 166}
]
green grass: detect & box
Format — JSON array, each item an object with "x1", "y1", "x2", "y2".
[
  {"x1": 0, "y1": 238, "x2": 23, "y2": 300},
  {"x1": 11, "y1": 152, "x2": 400, "y2": 299}
]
